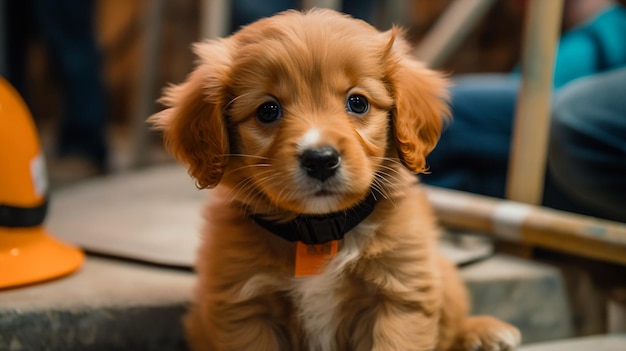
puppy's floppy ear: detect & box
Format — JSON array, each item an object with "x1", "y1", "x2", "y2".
[
  {"x1": 384, "y1": 28, "x2": 450, "y2": 174},
  {"x1": 149, "y1": 40, "x2": 232, "y2": 189}
]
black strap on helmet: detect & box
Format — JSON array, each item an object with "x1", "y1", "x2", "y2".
[{"x1": 0, "y1": 198, "x2": 48, "y2": 228}]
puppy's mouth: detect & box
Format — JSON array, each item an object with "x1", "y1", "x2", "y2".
[
  {"x1": 307, "y1": 180, "x2": 346, "y2": 198},
  {"x1": 313, "y1": 189, "x2": 335, "y2": 197},
  {"x1": 293, "y1": 180, "x2": 368, "y2": 214},
  {"x1": 254, "y1": 146, "x2": 373, "y2": 214},
  {"x1": 309, "y1": 182, "x2": 342, "y2": 196}
]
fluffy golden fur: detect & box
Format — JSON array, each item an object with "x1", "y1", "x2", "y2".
[{"x1": 150, "y1": 9, "x2": 521, "y2": 351}]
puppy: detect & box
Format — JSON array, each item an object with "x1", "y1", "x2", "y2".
[{"x1": 150, "y1": 9, "x2": 520, "y2": 351}]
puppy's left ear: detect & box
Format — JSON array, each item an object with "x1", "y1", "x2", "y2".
[{"x1": 384, "y1": 28, "x2": 450, "y2": 174}]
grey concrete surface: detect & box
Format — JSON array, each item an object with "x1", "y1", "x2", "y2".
[
  {"x1": 45, "y1": 164, "x2": 493, "y2": 269},
  {"x1": 519, "y1": 334, "x2": 626, "y2": 351},
  {"x1": 0, "y1": 257, "x2": 194, "y2": 311},
  {"x1": 47, "y1": 165, "x2": 205, "y2": 268},
  {"x1": 462, "y1": 255, "x2": 572, "y2": 343},
  {"x1": 0, "y1": 257, "x2": 193, "y2": 351},
  {"x1": 0, "y1": 165, "x2": 574, "y2": 350},
  {"x1": 0, "y1": 253, "x2": 572, "y2": 350}
]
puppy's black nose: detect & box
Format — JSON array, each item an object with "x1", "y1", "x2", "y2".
[{"x1": 300, "y1": 147, "x2": 341, "y2": 181}]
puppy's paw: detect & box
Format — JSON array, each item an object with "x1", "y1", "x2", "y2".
[{"x1": 455, "y1": 316, "x2": 521, "y2": 351}]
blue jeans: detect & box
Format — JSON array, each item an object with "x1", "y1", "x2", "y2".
[
  {"x1": 5, "y1": 0, "x2": 107, "y2": 170},
  {"x1": 548, "y1": 67, "x2": 626, "y2": 222},
  {"x1": 422, "y1": 70, "x2": 626, "y2": 222},
  {"x1": 423, "y1": 74, "x2": 519, "y2": 199}
]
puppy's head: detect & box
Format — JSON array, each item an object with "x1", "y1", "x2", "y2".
[{"x1": 150, "y1": 9, "x2": 448, "y2": 215}]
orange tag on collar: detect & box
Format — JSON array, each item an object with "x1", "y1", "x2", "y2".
[{"x1": 294, "y1": 241, "x2": 339, "y2": 277}]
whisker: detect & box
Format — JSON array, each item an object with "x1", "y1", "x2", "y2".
[
  {"x1": 371, "y1": 156, "x2": 404, "y2": 166},
  {"x1": 369, "y1": 179, "x2": 387, "y2": 199},
  {"x1": 375, "y1": 161, "x2": 402, "y2": 173},
  {"x1": 227, "y1": 163, "x2": 271, "y2": 175},
  {"x1": 377, "y1": 170, "x2": 403, "y2": 189},
  {"x1": 229, "y1": 169, "x2": 274, "y2": 204},
  {"x1": 374, "y1": 170, "x2": 404, "y2": 188},
  {"x1": 375, "y1": 171, "x2": 402, "y2": 194},
  {"x1": 372, "y1": 177, "x2": 392, "y2": 198},
  {"x1": 270, "y1": 178, "x2": 294, "y2": 210},
  {"x1": 224, "y1": 154, "x2": 272, "y2": 160},
  {"x1": 374, "y1": 162, "x2": 404, "y2": 177},
  {"x1": 228, "y1": 178, "x2": 256, "y2": 206},
  {"x1": 242, "y1": 172, "x2": 283, "y2": 213},
  {"x1": 369, "y1": 186, "x2": 379, "y2": 201},
  {"x1": 232, "y1": 169, "x2": 271, "y2": 188},
  {"x1": 372, "y1": 176, "x2": 398, "y2": 207}
]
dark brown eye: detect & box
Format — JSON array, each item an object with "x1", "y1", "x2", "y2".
[
  {"x1": 346, "y1": 94, "x2": 369, "y2": 115},
  {"x1": 256, "y1": 101, "x2": 282, "y2": 123}
]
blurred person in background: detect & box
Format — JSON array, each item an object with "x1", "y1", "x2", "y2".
[
  {"x1": 4, "y1": 0, "x2": 108, "y2": 184},
  {"x1": 547, "y1": 66, "x2": 626, "y2": 222},
  {"x1": 421, "y1": 0, "x2": 626, "y2": 223},
  {"x1": 230, "y1": 0, "x2": 374, "y2": 32}
]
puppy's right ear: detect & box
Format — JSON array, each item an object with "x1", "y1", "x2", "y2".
[
  {"x1": 382, "y1": 28, "x2": 450, "y2": 174},
  {"x1": 149, "y1": 40, "x2": 232, "y2": 189}
]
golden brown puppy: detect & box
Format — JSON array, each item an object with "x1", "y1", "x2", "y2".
[{"x1": 150, "y1": 9, "x2": 521, "y2": 351}]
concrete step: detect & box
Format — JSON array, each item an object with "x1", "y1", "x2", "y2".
[
  {"x1": 0, "y1": 165, "x2": 573, "y2": 349},
  {"x1": 0, "y1": 257, "x2": 193, "y2": 351},
  {"x1": 461, "y1": 254, "x2": 572, "y2": 343},
  {"x1": 0, "y1": 252, "x2": 571, "y2": 350},
  {"x1": 519, "y1": 334, "x2": 626, "y2": 351}
]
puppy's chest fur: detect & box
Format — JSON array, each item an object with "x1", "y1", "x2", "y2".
[
  {"x1": 205, "y1": 186, "x2": 437, "y2": 350},
  {"x1": 289, "y1": 223, "x2": 378, "y2": 350}
]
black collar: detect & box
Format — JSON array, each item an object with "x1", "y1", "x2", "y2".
[{"x1": 251, "y1": 190, "x2": 380, "y2": 245}]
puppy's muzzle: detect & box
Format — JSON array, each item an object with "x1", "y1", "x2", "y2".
[{"x1": 300, "y1": 146, "x2": 341, "y2": 182}]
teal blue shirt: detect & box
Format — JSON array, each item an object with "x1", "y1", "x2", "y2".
[
  {"x1": 555, "y1": 4, "x2": 626, "y2": 87},
  {"x1": 514, "y1": 5, "x2": 626, "y2": 88}
]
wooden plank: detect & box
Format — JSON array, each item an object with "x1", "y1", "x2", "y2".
[
  {"x1": 302, "y1": 0, "x2": 341, "y2": 10},
  {"x1": 131, "y1": 0, "x2": 166, "y2": 168},
  {"x1": 412, "y1": 0, "x2": 497, "y2": 68},
  {"x1": 425, "y1": 186, "x2": 626, "y2": 266},
  {"x1": 506, "y1": 0, "x2": 564, "y2": 204},
  {"x1": 200, "y1": 0, "x2": 231, "y2": 39}
]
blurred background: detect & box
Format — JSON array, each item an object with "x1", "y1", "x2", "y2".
[
  {"x1": 3, "y1": 0, "x2": 625, "y2": 193},
  {"x1": 2, "y1": 1, "x2": 626, "y2": 348},
  {"x1": 2, "y1": 0, "x2": 532, "y2": 187}
]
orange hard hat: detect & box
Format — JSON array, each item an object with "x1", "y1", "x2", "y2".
[{"x1": 0, "y1": 76, "x2": 84, "y2": 289}]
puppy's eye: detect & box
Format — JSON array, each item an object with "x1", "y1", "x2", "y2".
[
  {"x1": 346, "y1": 94, "x2": 369, "y2": 115},
  {"x1": 256, "y1": 101, "x2": 282, "y2": 123}
]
